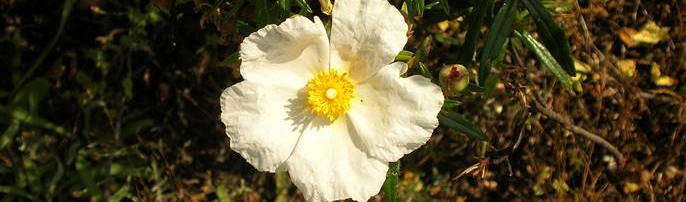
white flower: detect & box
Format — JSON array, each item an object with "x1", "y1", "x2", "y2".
[{"x1": 220, "y1": 0, "x2": 444, "y2": 201}]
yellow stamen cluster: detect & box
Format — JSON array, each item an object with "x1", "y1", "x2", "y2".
[{"x1": 306, "y1": 69, "x2": 355, "y2": 121}]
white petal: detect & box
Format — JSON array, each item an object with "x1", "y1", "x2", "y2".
[
  {"x1": 329, "y1": 0, "x2": 408, "y2": 82},
  {"x1": 284, "y1": 118, "x2": 388, "y2": 202},
  {"x1": 346, "y1": 62, "x2": 444, "y2": 162},
  {"x1": 240, "y1": 15, "x2": 329, "y2": 89},
  {"x1": 220, "y1": 81, "x2": 309, "y2": 172}
]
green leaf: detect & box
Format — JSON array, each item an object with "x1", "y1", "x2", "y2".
[
  {"x1": 0, "y1": 106, "x2": 67, "y2": 136},
  {"x1": 221, "y1": 51, "x2": 241, "y2": 66},
  {"x1": 438, "y1": 111, "x2": 488, "y2": 141},
  {"x1": 216, "y1": 184, "x2": 232, "y2": 202},
  {"x1": 228, "y1": 0, "x2": 245, "y2": 16},
  {"x1": 26, "y1": 78, "x2": 50, "y2": 112},
  {"x1": 514, "y1": 30, "x2": 573, "y2": 91},
  {"x1": 1, "y1": 120, "x2": 19, "y2": 149},
  {"x1": 417, "y1": 62, "x2": 433, "y2": 80},
  {"x1": 278, "y1": 0, "x2": 292, "y2": 11},
  {"x1": 442, "y1": 99, "x2": 462, "y2": 110},
  {"x1": 484, "y1": 39, "x2": 509, "y2": 97},
  {"x1": 108, "y1": 185, "x2": 130, "y2": 202},
  {"x1": 458, "y1": 0, "x2": 492, "y2": 65},
  {"x1": 478, "y1": 0, "x2": 518, "y2": 84},
  {"x1": 394, "y1": 50, "x2": 414, "y2": 62},
  {"x1": 120, "y1": 119, "x2": 154, "y2": 140},
  {"x1": 424, "y1": 1, "x2": 440, "y2": 10},
  {"x1": 255, "y1": 0, "x2": 272, "y2": 28},
  {"x1": 0, "y1": 186, "x2": 38, "y2": 201},
  {"x1": 521, "y1": 0, "x2": 575, "y2": 76},
  {"x1": 407, "y1": 0, "x2": 425, "y2": 19},
  {"x1": 122, "y1": 75, "x2": 133, "y2": 100},
  {"x1": 439, "y1": 0, "x2": 451, "y2": 16},
  {"x1": 383, "y1": 161, "x2": 399, "y2": 202},
  {"x1": 466, "y1": 82, "x2": 485, "y2": 92},
  {"x1": 294, "y1": 0, "x2": 313, "y2": 13}
]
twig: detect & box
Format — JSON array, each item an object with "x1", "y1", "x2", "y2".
[
  {"x1": 509, "y1": 32, "x2": 627, "y2": 168},
  {"x1": 531, "y1": 92, "x2": 626, "y2": 167}
]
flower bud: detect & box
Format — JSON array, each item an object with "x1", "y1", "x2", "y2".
[{"x1": 439, "y1": 64, "x2": 469, "y2": 96}]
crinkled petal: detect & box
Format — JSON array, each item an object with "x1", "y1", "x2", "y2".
[
  {"x1": 220, "y1": 81, "x2": 308, "y2": 172},
  {"x1": 346, "y1": 62, "x2": 444, "y2": 162},
  {"x1": 240, "y1": 15, "x2": 329, "y2": 89},
  {"x1": 284, "y1": 118, "x2": 388, "y2": 202},
  {"x1": 329, "y1": 0, "x2": 408, "y2": 82}
]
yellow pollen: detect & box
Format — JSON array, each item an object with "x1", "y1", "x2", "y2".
[{"x1": 307, "y1": 69, "x2": 355, "y2": 121}]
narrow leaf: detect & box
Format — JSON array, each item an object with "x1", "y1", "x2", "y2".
[
  {"x1": 394, "y1": 50, "x2": 414, "y2": 62},
  {"x1": 383, "y1": 161, "x2": 399, "y2": 202},
  {"x1": 438, "y1": 111, "x2": 488, "y2": 141},
  {"x1": 294, "y1": 0, "x2": 313, "y2": 13},
  {"x1": 515, "y1": 30, "x2": 573, "y2": 91},
  {"x1": 439, "y1": 0, "x2": 451, "y2": 16},
  {"x1": 220, "y1": 51, "x2": 240, "y2": 66},
  {"x1": 255, "y1": 0, "x2": 272, "y2": 28},
  {"x1": 458, "y1": 0, "x2": 491, "y2": 65},
  {"x1": 0, "y1": 186, "x2": 38, "y2": 201},
  {"x1": 521, "y1": 0, "x2": 575, "y2": 76},
  {"x1": 466, "y1": 82, "x2": 486, "y2": 92},
  {"x1": 442, "y1": 99, "x2": 462, "y2": 110},
  {"x1": 216, "y1": 184, "x2": 232, "y2": 202},
  {"x1": 0, "y1": 106, "x2": 67, "y2": 135},
  {"x1": 479, "y1": 0, "x2": 518, "y2": 84},
  {"x1": 278, "y1": 0, "x2": 291, "y2": 11}
]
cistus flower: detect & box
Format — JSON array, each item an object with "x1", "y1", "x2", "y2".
[
  {"x1": 220, "y1": 0, "x2": 444, "y2": 201},
  {"x1": 439, "y1": 64, "x2": 469, "y2": 96}
]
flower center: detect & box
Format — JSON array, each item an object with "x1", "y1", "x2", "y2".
[
  {"x1": 306, "y1": 69, "x2": 355, "y2": 121},
  {"x1": 325, "y1": 88, "x2": 337, "y2": 99}
]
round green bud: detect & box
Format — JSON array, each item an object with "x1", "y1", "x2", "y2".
[{"x1": 439, "y1": 64, "x2": 469, "y2": 96}]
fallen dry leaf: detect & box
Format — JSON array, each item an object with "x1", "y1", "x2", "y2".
[
  {"x1": 632, "y1": 21, "x2": 670, "y2": 44},
  {"x1": 618, "y1": 59, "x2": 637, "y2": 77}
]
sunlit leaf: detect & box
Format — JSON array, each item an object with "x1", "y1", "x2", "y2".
[
  {"x1": 521, "y1": 0, "x2": 575, "y2": 76},
  {"x1": 216, "y1": 184, "x2": 232, "y2": 202},
  {"x1": 394, "y1": 50, "x2": 414, "y2": 62},
  {"x1": 0, "y1": 106, "x2": 67, "y2": 136},
  {"x1": 515, "y1": 30, "x2": 573, "y2": 91},
  {"x1": 632, "y1": 21, "x2": 670, "y2": 44},
  {"x1": 617, "y1": 59, "x2": 636, "y2": 78}
]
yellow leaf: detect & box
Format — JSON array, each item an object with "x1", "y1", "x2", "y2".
[
  {"x1": 650, "y1": 62, "x2": 662, "y2": 78},
  {"x1": 619, "y1": 28, "x2": 638, "y2": 47},
  {"x1": 438, "y1": 20, "x2": 450, "y2": 31},
  {"x1": 574, "y1": 59, "x2": 591, "y2": 73},
  {"x1": 655, "y1": 76, "x2": 676, "y2": 87},
  {"x1": 623, "y1": 182, "x2": 640, "y2": 193},
  {"x1": 618, "y1": 60, "x2": 636, "y2": 77},
  {"x1": 631, "y1": 21, "x2": 670, "y2": 45}
]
